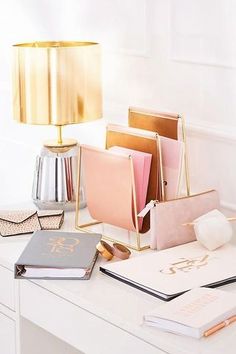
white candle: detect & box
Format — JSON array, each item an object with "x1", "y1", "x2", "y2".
[{"x1": 193, "y1": 209, "x2": 232, "y2": 251}]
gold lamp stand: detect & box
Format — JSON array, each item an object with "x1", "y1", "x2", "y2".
[{"x1": 44, "y1": 126, "x2": 78, "y2": 152}]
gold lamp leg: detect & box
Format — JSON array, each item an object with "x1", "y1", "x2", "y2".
[
  {"x1": 57, "y1": 125, "x2": 63, "y2": 145},
  {"x1": 43, "y1": 125, "x2": 78, "y2": 151}
]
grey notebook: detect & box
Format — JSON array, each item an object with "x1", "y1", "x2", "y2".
[{"x1": 15, "y1": 231, "x2": 101, "y2": 280}]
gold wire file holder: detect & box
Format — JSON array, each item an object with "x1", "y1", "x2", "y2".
[
  {"x1": 75, "y1": 145, "x2": 151, "y2": 251},
  {"x1": 75, "y1": 111, "x2": 189, "y2": 251}
]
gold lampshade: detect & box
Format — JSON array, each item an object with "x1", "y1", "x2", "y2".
[{"x1": 12, "y1": 41, "x2": 102, "y2": 128}]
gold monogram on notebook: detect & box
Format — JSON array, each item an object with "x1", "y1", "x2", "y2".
[{"x1": 160, "y1": 254, "x2": 210, "y2": 275}]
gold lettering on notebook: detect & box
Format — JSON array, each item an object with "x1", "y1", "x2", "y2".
[
  {"x1": 176, "y1": 293, "x2": 218, "y2": 317},
  {"x1": 48, "y1": 237, "x2": 80, "y2": 255},
  {"x1": 160, "y1": 254, "x2": 210, "y2": 275}
]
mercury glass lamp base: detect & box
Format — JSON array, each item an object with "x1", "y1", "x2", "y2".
[{"x1": 32, "y1": 145, "x2": 86, "y2": 210}]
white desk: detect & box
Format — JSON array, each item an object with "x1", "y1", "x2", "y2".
[{"x1": 0, "y1": 211, "x2": 236, "y2": 354}]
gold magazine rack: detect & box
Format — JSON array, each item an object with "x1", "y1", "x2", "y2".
[{"x1": 75, "y1": 108, "x2": 190, "y2": 251}]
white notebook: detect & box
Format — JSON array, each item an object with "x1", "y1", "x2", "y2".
[
  {"x1": 100, "y1": 242, "x2": 236, "y2": 300},
  {"x1": 144, "y1": 287, "x2": 236, "y2": 338}
]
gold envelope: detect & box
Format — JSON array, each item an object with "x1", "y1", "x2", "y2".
[{"x1": 0, "y1": 211, "x2": 41, "y2": 237}]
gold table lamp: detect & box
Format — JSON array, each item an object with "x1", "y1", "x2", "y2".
[{"x1": 12, "y1": 41, "x2": 102, "y2": 209}]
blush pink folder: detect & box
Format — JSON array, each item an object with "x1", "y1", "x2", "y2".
[
  {"x1": 109, "y1": 146, "x2": 152, "y2": 230},
  {"x1": 81, "y1": 145, "x2": 138, "y2": 232},
  {"x1": 160, "y1": 136, "x2": 184, "y2": 200}
]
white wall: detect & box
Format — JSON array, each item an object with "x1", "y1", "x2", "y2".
[{"x1": 0, "y1": 0, "x2": 236, "y2": 211}]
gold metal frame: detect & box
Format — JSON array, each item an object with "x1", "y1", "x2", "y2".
[
  {"x1": 75, "y1": 146, "x2": 150, "y2": 251},
  {"x1": 178, "y1": 114, "x2": 191, "y2": 196}
]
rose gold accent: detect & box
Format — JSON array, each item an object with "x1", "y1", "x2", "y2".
[
  {"x1": 204, "y1": 315, "x2": 236, "y2": 337},
  {"x1": 113, "y1": 243, "x2": 131, "y2": 259}
]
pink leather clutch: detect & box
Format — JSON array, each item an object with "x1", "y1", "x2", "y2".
[{"x1": 140, "y1": 190, "x2": 220, "y2": 250}]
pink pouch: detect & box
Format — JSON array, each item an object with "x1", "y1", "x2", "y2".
[{"x1": 140, "y1": 190, "x2": 220, "y2": 250}]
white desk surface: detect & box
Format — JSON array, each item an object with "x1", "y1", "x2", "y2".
[{"x1": 0, "y1": 210, "x2": 236, "y2": 354}]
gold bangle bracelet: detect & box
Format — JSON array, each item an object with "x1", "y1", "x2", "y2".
[{"x1": 96, "y1": 241, "x2": 114, "y2": 261}]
